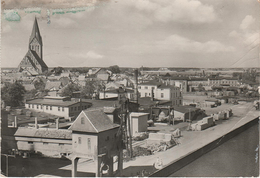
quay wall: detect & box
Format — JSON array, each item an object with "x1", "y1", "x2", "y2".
[{"x1": 150, "y1": 117, "x2": 259, "y2": 177}]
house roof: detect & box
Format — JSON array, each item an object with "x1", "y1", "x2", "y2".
[
  {"x1": 103, "y1": 107, "x2": 116, "y2": 113},
  {"x1": 137, "y1": 97, "x2": 171, "y2": 107},
  {"x1": 105, "y1": 88, "x2": 134, "y2": 94},
  {"x1": 23, "y1": 84, "x2": 35, "y2": 91},
  {"x1": 69, "y1": 109, "x2": 119, "y2": 133},
  {"x1": 14, "y1": 127, "x2": 72, "y2": 139},
  {"x1": 174, "y1": 105, "x2": 199, "y2": 113},
  {"x1": 45, "y1": 81, "x2": 61, "y2": 90},
  {"x1": 26, "y1": 98, "x2": 91, "y2": 107},
  {"x1": 139, "y1": 80, "x2": 162, "y2": 86}
]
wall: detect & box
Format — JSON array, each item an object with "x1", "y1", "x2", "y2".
[
  {"x1": 98, "y1": 127, "x2": 120, "y2": 156},
  {"x1": 72, "y1": 132, "x2": 98, "y2": 158},
  {"x1": 15, "y1": 137, "x2": 72, "y2": 157},
  {"x1": 150, "y1": 117, "x2": 259, "y2": 177},
  {"x1": 139, "y1": 85, "x2": 157, "y2": 98},
  {"x1": 25, "y1": 103, "x2": 69, "y2": 118}
]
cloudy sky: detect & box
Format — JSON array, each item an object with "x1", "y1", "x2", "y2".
[{"x1": 2, "y1": 0, "x2": 259, "y2": 68}]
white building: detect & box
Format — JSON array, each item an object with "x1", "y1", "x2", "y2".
[
  {"x1": 25, "y1": 96, "x2": 92, "y2": 119},
  {"x1": 99, "y1": 88, "x2": 134, "y2": 100},
  {"x1": 138, "y1": 81, "x2": 183, "y2": 105},
  {"x1": 129, "y1": 112, "x2": 149, "y2": 136}
]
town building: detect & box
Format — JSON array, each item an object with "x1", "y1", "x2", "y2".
[
  {"x1": 69, "y1": 109, "x2": 123, "y2": 177},
  {"x1": 14, "y1": 127, "x2": 72, "y2": 157},
  {"x1": 99, "y1": 87, "x2": 134, "y2": 100},
  {"x1": 129, "y1": 112, "x2": 149, "y2": 136},
  {"x1": 18, "y1": 17, "x2": 48, "y2": 75},
  {"x1": 138, "y1": 80, "x2": 182, "y2": 105},
  {"x1": 25, "y1": 96, "x2": 92, "y2": 120}
]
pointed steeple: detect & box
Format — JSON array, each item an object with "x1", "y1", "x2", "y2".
[{"x1": 29, "y1": 17, "x2": 42, "y2": 45}]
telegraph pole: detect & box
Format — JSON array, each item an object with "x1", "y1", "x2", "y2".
[{"x1": 187, "y1": 108, "x2": 192, "y2": 131}]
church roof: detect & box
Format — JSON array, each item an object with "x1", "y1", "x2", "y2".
[
  {"x1": 69, "y1": 109, "x2": 119, "y2": 133},
  {"x1": 30, "y1": 50, "x2": 48, "y2": 68},
  {"x1": 29, "y1": 17, "x2": 42, "y2": 45}
]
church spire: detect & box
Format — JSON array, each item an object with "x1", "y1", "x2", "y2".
[{"x1": 29, "y1": 17, "x2": 42, "y2": 45}]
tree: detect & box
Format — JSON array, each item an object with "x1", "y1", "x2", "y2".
[
  {"x1": 1, "y1": 81, "x2": 26, "y2": 107},
  {"x1": 34, "y1": 79, "x2": 46, "y2": 91},
  {"x1": 60, "y1": 83, "x2": 80, "y2": 98},
  {"x1": 108, "y1": 65, "x2": 120, "y2": 74},
  {"x1": 51, "y1": 66, "x2": 64, "y2": 76},
  {"x1": 81, "y1": 80, "x2": 105, "y2": 99},
  {"x1": 81, "y1": 81, "x2": 96, "y2": 99}
]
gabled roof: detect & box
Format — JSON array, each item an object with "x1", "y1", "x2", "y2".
[
  {"x1": 45, "y1": 81, "x2": 61, "y2": 90},
  {"x1": 174, "y1": 105, "x2": 199, "y2": 113},
  {"x1": 139, "y1": 80, "x2": 162, "y2": 86},
  {"x1": 29, "y1": 17, "x2": 42, "y2": 45},
  {"x1": 69, "y1": 109, "x2": 119, "y2": 133},
  {"x1": 30, "y1": 50, "x2": 48, "y2": 68},
  {"x1": 14, "y1": 127, "x2": 72, "y2": 139}
]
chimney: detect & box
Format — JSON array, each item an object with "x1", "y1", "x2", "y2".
[
  {"x1": 35, "y1": 117, "x2": 38, "y2": 129},
  {"x1": 14, "y1": 116, "x2": 17, "y2": 128},
  {"x1": 56, "y1": 118, "x2": 59, "y2": 130}
]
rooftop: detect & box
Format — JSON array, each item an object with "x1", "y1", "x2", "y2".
[
  {"x1": 69, "y1": 109, "x2": 119, "y2": 133},
  {"x1": 26, "y1": 98, "x2": 91, "y2": 107},
  {"x1": 130, "y1": 112, "x2": 149, "y2": 117},
  {"x1": 14, "y1": 127, "x2": 72, "y2": 139}
]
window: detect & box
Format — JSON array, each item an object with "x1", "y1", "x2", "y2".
[
  {"x1": 43, "y1": 142, "x2": 48, "y2": 145},
  {"x1": 46, "y1": 106, "x2": 48, "y2": 110},
  {"x1": 36, "y1": 105, "x2": 39, "y2": 109},
  {"x1": 152, "y1": 87, "x2": 155, "y2": 90},
  {"x1": 78, "y1": 106, "x2": 80, "y2": 110},
  {"x1": 40, "y1": 105, "x2": 43, "y2": 109},
  {"x1": 32, "y1": 104, "x2": 34, "y2": 109},
  {"x1": 71, "y1": 107, "x2": 73, "y2": 111},
  {"x1": 145, "y1": 93, "x2": 147, "y2": 97},
  {"x1": 75, "y1": 107, "x2": 77, "y2": 111},
  {"x1": 105, "y1": 136, "x2": 110, "y2": 141},
  {"x1": 161, "y1": 93, "x2": 164, "y2": 98},
  {"x1": 50, "y1": 106, "x2": 52, "y2": 110},
  {"x1": 28, "y1": 104, "x2": 30, "y2": 108},
  {"x1": 81, "y1": 117, "x2": 85, "y2": 124},
  {"x1": 58, "y1": 107, "x2": 60, "y2": 111},
  {"x1": 62, "y1": 107, "x2": 64, "y2": 112},
  {"x1": 88, "y1": 138, "x2": 91, "y2": 150},
  {"x1": 85, "y1": 106, "x2": 87, "y2": 109},
  {"x1": 145, "y1": 86, "x2": 148, "y2": 89},
  {"x1": 138, "y1": 86, "x2": 141, "y2": 89},
  {"x1": 28, "y1": 141, "x2": 33, "y2": 144},
  {"x1": 78, "y1": 137, "x2": 81, "y2": 144}
]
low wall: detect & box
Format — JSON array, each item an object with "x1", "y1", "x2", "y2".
[{"x1": 150, "y1": 117, "x2": 259, "y2": 177}]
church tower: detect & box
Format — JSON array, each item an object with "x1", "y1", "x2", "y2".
[
  {"x1": 18, "y1": 17, "x2": 48, "y2": 75},
  {"x1": 29, "y1": 17, "x2": 43, "y2": 60}
]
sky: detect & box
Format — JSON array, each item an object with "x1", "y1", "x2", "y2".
[{"x1": 1, "y1": 0, "x2": 260, "y2": 68}]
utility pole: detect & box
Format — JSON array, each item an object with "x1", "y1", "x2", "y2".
[
  {"x1": 187, "y1": 108, "x2": 192, "y2": 131},
  {"x1": 1, "y1": 154, "x2": 15, "y2": 177}
]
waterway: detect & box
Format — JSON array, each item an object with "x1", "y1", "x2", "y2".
[{"x1": 170, "y1": 123, "x2": 259, "y2": 177}]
